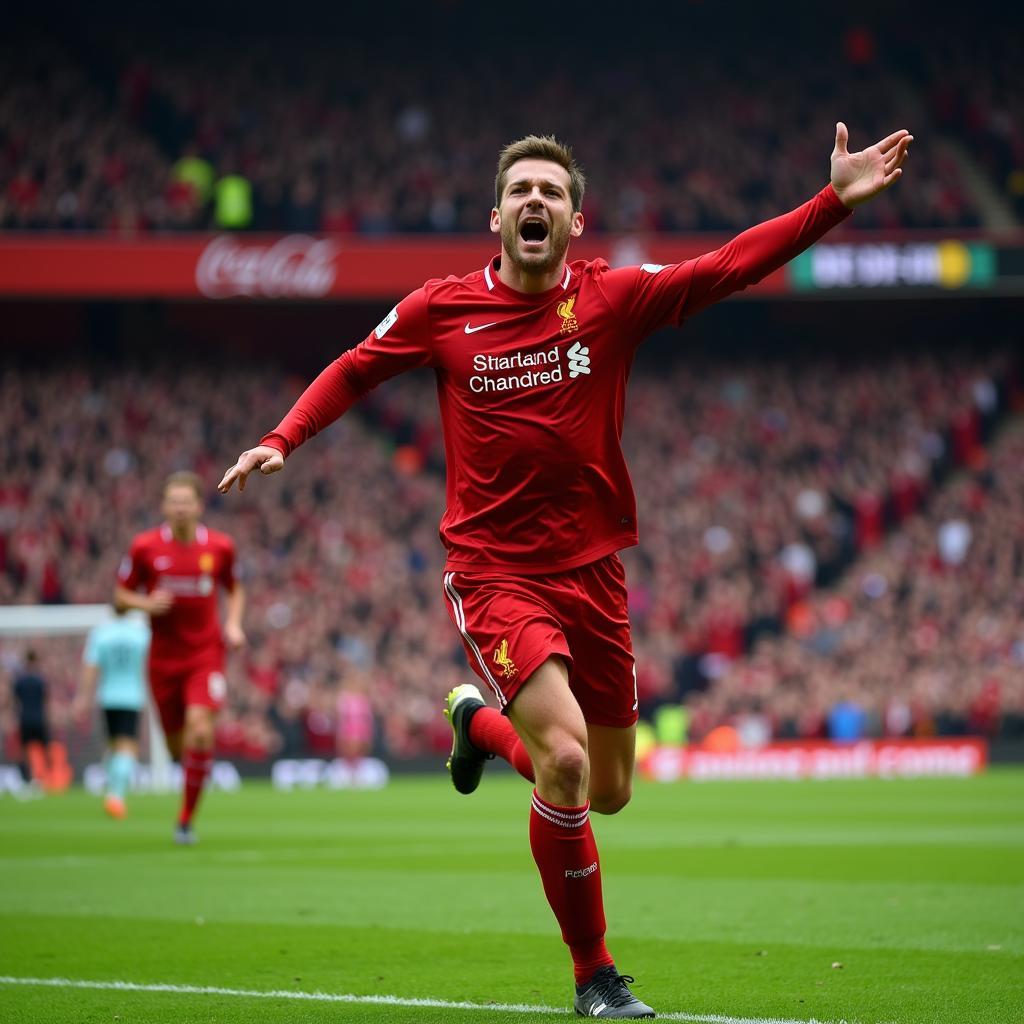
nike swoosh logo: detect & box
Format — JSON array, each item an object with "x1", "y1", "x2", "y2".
[{"x1": 464, "y1": 321, "x2": 500, "y2": 334}]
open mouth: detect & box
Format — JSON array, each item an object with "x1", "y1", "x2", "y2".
[{"x1": 519, "y1": 218, "x2": 549, "y2": 244}]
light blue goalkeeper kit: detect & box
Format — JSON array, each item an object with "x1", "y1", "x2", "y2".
[{"x1": 84, "y1": 617, "x2": 150, "y2": 710}]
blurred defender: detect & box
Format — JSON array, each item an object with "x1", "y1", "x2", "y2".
[
  {"x1": 220, "y1": 123, "x2": 911, "y2": 1017},
  {"x1": 115, "y1": 471, "x2": 245, "y2": 843},
  {"x1": 74, "y1": 606, "x2": 150, "y2": 819}
]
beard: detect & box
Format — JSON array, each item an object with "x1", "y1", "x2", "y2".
[{"x1": 500, "y1": 214, "x2": 573, "y2": 275}]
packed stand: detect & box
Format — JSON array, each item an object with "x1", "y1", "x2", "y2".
[
  {"x1": 0, "y1": 347, "x2": 1019, "y2": 766},
  {"x1": 916, "y1": 26, "x2": 1024, "y2": 221},
  {"x1": 684, "y1": 421, "x2": 1024, "y2": 745},
  {"x1": 0, "y1": 25, "x2": 988, "y2": 236}
]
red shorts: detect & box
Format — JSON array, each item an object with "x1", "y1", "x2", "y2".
[
  {"x1": 149, "y1": 654, "x2": 227, "y2": 737},
  {"x1": 442, "y1": 553, "x2": 637, "y2": 728}
]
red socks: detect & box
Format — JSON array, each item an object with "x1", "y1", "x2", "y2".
[
  {"x1": 179, "y1": 748, "x2": 213, "y2": 827},
  {"x1": 530, "y1": 791, "x2": 614, "y2": 983},
  {"x1": 468, "y1": 707, "x2": 535, "y2": 782},
  {"x1": 467, "y1": 713, "x2": 608, "y2": 982}
]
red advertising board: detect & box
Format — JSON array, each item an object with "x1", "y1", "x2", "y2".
[
  {"x1": 0, "y1": 232, "x2": 788, "y2": 301},
  {"x1": 640, "y1": 738, "x2": 988, "y2": 782},
  {"x1": 3, "y1": 230, "x2": 1021, "y2": 301}
]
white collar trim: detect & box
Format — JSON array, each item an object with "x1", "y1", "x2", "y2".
[{"x1": 485, "y1": 260, "x2": 570, "y2": 291}]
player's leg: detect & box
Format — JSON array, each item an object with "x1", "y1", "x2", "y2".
[
  {"x1": 545, "y1": 556, "x2": 653, "y2": 1016},
  {"x1": 177, "y1": 703, "x2": 215, "y2": 836},
  {"x1": 164, "y1": 730, "x2": 184, "y2": 760},
  {"x1": 507, "y1": 659, "x2": 610, "y2": 978},
  {"x1": 150, "y1": 668, "x2": 185, "y2": 760},
  {"x1": 509, "y1": 658, "x2": 653, "y2": 1017},
  {"x1": 20, "y1": 722, "x2": 48, "y2": 789},
  {"x1": 442, "y1": 567, "x2": 652, "y2": 1017},
  {"x1": 103, "y1": 710, "x2": 139, "y2": 819},
  {"x1": 567, "y1": 555, "x2": 639, "y2": 818},
  {"x1": 508, "y1": 656, "x2": 588, "y2": 803},
  {"x1": 586, "y1": 722, "x2": 635, "y2": 815},
  {"x1": 176, "y1": 666, "x2": 225, "y2": 840}
]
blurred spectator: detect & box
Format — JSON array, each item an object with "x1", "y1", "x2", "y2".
[
  {"x1": 213, "y1": 160, "x2": 253, "y2": 230},
  {"x1": 828, "y1": 693, "x2": 868, "y2": 741},
  {"x1": 171, "y1": 144, "x2": 214, "y2": 216}
]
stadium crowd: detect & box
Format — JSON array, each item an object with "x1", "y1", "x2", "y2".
[
  {"x1": 1, "y1": 346, "x2": 1020, "y2": 765},
  {"x1": 918, "y1": 26, "x2": 1024, "y2": 221},
  {"x1": 685, "y1": 423, "x2": 1024, "y2": 745},
  {"x1": 0, "y1": 24, "x2": 998, "y2": 237}
]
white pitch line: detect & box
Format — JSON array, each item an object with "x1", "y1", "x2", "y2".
[{"x1": 0, "y1": 975, "x2": 859, "y2": 1024}]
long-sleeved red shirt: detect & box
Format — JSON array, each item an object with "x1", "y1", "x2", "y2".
[{"x1": 262, "y1": 184, "x2": 850, "y2": 573}]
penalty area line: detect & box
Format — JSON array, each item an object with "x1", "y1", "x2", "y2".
[{"x1": 0, "y1": 975, "x2": 858, "y2": 1024}]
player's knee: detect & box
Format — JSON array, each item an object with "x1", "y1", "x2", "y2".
[
  {"x1": 539, "y1": 740, "x2": 588, "y2": 792},
  {"x1": 184, "y1": 714, "x2": 215, "y2": 750},
  {"x1": 188, "y1": 728, "x2": 214, "y2": 751},
  {"x1": 590, "y1": 783, "x2": 632, "y2": 815}
]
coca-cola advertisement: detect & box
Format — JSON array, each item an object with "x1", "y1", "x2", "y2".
[{"x1": 195, "y1": 235, "x2": 340, "y2": 299}]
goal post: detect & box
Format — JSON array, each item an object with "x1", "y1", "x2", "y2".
[{"x1": 0, "y1": 604, "x2": 173, "y2": 791}]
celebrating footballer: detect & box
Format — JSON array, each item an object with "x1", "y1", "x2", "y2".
[{"x1": 220, "y1": 122, "x2": 911, "y2": 1018}]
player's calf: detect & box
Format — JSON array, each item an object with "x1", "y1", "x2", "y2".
[{"x1": 588, "y1": 783, "x2": 632, "y2": 816}]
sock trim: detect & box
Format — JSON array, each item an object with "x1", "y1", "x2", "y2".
[{"x1": 531, "y1": 791, "x2": 589, "y2": 829}]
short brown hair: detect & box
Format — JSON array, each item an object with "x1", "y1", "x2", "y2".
[
  {"x1": 164, "y1": 470, "x2": 203, "y2": 498},
  {"x1": 495, "y1": 135, "x2": 586, "y2": 213}
]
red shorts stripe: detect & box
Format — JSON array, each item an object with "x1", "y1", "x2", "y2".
[{"x1": 443, "y1": 572, "x2": 506, "y2": 707}]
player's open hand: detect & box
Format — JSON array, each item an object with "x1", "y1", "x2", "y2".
[
  {"x1": 830, "y1": 122, "x2": 913, "y2": 209},
  {"x1": 148, "y1": 588, "x2": 175, "y2": 616},
  {"x1": 219, "y1": 445, "x2": 285, "y2": 493}
]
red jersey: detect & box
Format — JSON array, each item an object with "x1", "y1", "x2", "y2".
[
  {"x1": 118, "y1": 523, "x2": 238, "y2": 664},
  {"x1": 263, "y1": 185, "x2": 850, "y2": 573}
]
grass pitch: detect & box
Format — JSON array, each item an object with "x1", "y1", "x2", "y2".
[{"x1": 1, "y1": 770, "x2": 1021, "y2": 1023}]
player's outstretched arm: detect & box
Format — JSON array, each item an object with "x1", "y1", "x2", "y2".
[
  {"x1": 218, "y1": 445, "x2": 285, "y2": 494},
  {"x1": 675, "y1": 123, "x2": 913, "y2": 317},
  {"x1": 830, "y1": 122, "x2": 912, "y2": 209},
  {"x1": 220, "y1": 292, "x2": 433, "y2": 496}
]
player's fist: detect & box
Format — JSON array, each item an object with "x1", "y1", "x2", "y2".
[
  {"x1": 218, "y1": 445, "x2": 285, "y2": 493},
  {"x1": 224, "y1": 622, "x2": 247, "y2": 649},
  {"x1": 148, "y1": 588, "x2": 175, "y2": 616}
]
